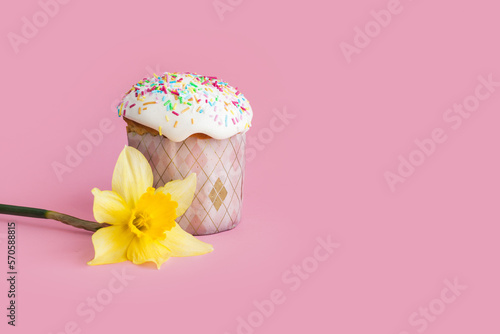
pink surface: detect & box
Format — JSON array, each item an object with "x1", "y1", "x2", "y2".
[{"x1": 1, "y1": 0, "x2": 499, "y2": 333}]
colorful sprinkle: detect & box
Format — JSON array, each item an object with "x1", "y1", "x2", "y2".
[{"x1": 120, "y1": 72, "x2": 252, "y2": 135}]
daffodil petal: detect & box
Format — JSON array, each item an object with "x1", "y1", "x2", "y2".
[
  {"x1": 126, "y1": 235, "x2": 171, "y2": 269},
  {"x1": 156, "y1": 173, "x2": 197, "y2": 217},
  {"x1": 88, "y1": 225, "x2": 134, "y2": 266},
  {"x1": 112, "y1": 146, "x2": 154, "y2": 208},
  {"x1": 159, "y1": 224, "x2": 214, "y2": 257},
  {"x1": 91, "y1": 188, "x2": 131, "y2": 225}
]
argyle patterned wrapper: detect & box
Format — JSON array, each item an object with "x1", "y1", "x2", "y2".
[{"x1": 127, "y1": 131, "x2": 246, "y2": 235}]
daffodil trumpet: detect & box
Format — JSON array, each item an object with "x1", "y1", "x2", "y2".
[{"x1": 0, "y1": 146, "x2": 213, "y2": 269}]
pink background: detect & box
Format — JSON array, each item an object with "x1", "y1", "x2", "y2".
[{"x1": 1, "y1": 0, "x2": 499, "y2": 333}]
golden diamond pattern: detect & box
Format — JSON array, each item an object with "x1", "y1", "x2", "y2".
[
  {"x1": 209, "y1": 177, "x2": 228, "y2": 211},
  {"x1": 127, "y1": 131, "x2": 246, "y2": 235}
]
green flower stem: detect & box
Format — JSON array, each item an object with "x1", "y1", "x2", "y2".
[{"x1": 0, "y1": 204, "x2": 108, "y2": 232}]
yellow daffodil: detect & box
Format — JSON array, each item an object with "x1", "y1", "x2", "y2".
[{"x1": 88, "y1": 146, "x2": 213, "y2": 269}]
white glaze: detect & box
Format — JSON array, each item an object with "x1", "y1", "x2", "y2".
[{"x1": 118, "y1": 72, "x2": 253, "y2": 142}]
